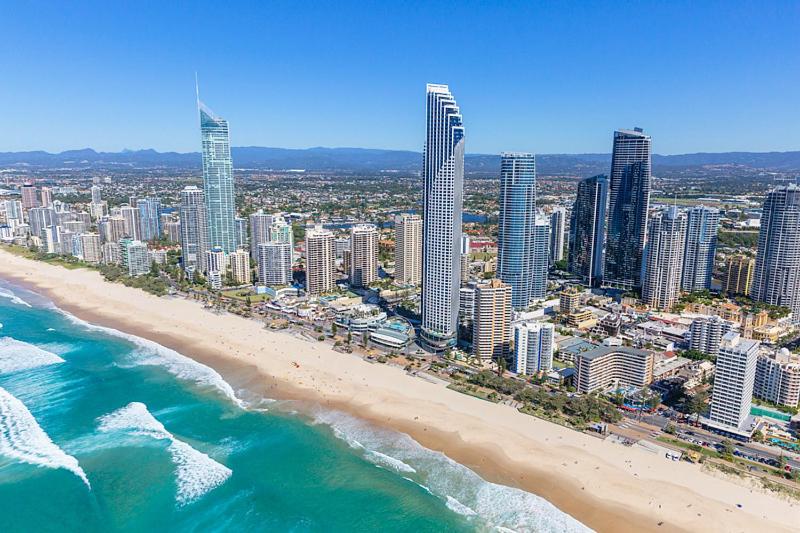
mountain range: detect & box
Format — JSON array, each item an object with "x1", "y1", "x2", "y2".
[{"x1": 1, "y1": 147, "x2": 799, "y2": 175}]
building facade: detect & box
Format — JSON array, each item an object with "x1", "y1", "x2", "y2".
[
  {"x1": 707, "y1": 332, "x2": 759, "y2": 435},
  {"x1": 420, "y1": 84, "x2": 465, "y2": 351},
  {"x1": 472, "y1": 279, "x2": 512, "y2": 361},
  {"x1": 681, "y1": 205, "x2": 720, "y2": 292},
  {"x1": 179, "y1": 186, "x2": 209, "y2": 274},
  {"x1": 258, "y1": 242, "x2": 293, "y2": 286},
  {"x1": 305, "y1": 225, "x2": 335, "y2": 296},
  {"x1": 137, "y1": 197, "x2": 162, "y2": 242},
  {"x1": 642, "y1": 207, "x2": 687, "y2": 310},
  {"x1": 394, "y1": 213, "x2": 422, "y2": 285},
  {"x1": 688, "y1": 315, "x2": 732, "y2": 358},
  {"x1": 513, "y1": 321, "x2": 554, "y2": 375},
  {"x1": 229, "y1": 249, "x2": 251, "y2": 285},
  {"x1": 349, "y1": 224, "x2": 379, "y2": 288},
  {"x1": 575, "y1": 346, "x2": 654, "y2": 394},
  {"x1": 549, "y1": 207, "x2": 566, "y2": 265},
  {"x1": 723, "y1": 255, "x2": 755, "y2": 296},
  {"x1": 754, "y1": 349, "x2": 800, "y2": 408},
  {"x1": 604, "y1": 128, "x2": 652, "y2": 290},
  {"x1": 199, "y1": 101, "x2": 237, "y2": 253},
  {"x1": 568, "y1": 175, "x2": 608, "y2": 287},
  {"x1": 531, "y1": 215, "x2": 550, "y2": 301}
]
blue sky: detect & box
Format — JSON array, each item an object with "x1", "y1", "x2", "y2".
[{"x1": 2, "y1": 1, "x2": 798, "y2": 154}]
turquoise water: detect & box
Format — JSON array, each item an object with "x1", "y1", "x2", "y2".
[{"x1": 0, "y1": 280, "x2": 588, "y2": 532}]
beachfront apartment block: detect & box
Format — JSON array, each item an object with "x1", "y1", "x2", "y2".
[
  {"x1": 574, "y1": 346, "x2": 654, "y2": 394},
  {"x1": 394, "y1": 213, "x2": 422, "y2": 285},
  {"x1": 754, "y1": 349, "x2": 800, "y2": 408},
  {"x1": 513, "y1": 321, "x2": 554, "y2": 375},
  {"x1": 706, "y1": 332, "x2": 760, "y2": 438},
  {"x1": 472, "y1": 279, "x2": 512, "y2": 361},
  {"x1": 349, "y1": 224, "x2": 379, "y2": 288},
  {"x1": 305, "y1": 225, "x2": 335, "y2": 296},
  {"x1": 229, "y1": 249, "x2": 251, "y2": 285}
]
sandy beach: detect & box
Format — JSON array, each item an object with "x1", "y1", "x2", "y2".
[{"x1": 1, "y1": 249, "x2": 798, "y2": 532}]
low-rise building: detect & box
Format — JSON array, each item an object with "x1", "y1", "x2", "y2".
[
  {"x1": 575, "y1": 346, "x2": 654, "y2": 393},
  {"x1": 565, "y1": 308, "x2": 597, "y2": 330}
]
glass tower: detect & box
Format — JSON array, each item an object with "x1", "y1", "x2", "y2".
[
  {"x1": 681, "y1": 205, "x2": 720, "y2": 292},
  {"x1": 199, "y1": 101, "x2": 237, "y2": 254},
  {"x1": 497, "y1": 152, "x2": 537, "y2": 309},
  {"x1": 137, "y1": 197, "x2": 162, "y2": 242},
  {"x1": 421, "y1": 84, "x2": 465, "y2": 351},
  {"x1": 604, "y1": 128, "x2": 652, "y2": 290},
  {"x1": 179, "y1": 186, "x2": 209, "y2": 274},
  {"x1": 568, "y1": 174, "x2": 608, "y2": 287}
]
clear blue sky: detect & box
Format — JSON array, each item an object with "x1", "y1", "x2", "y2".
[{"x1": 2, "y1": 1, "x2": 798, "y2": 154}]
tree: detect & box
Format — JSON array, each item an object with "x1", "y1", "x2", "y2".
[
  {"x1": 687, "y1": 391, "x2": 708, "y2": 424},
  {"x1": 720, "y1": 439, "x2": 735, "y2": 460},
  {"x1": 751, "y1": 430, "x2": 765, "y2": 443},
  {"x1": 663, "y1": 422, "x2": 677, "y2": 435},
  {"x1": 331, "y1": 322, "x2": 338, "y2": 336},
  {"x1": 346, "y1": 331, "x2": 352, "y2": 344}
]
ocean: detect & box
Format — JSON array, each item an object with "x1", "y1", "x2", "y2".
[{"x1": 0, "y1": 280, "x2": 589, "y2": 532}]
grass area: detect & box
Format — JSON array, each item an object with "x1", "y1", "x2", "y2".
[
  {"x1": 651, "y1": 197, "x2": 718, "y2": 206},
  {"x1": 220, "y1": 289, "x2": 271, "y2": 303},
  {"x1": 4, "y1": 245, "x2": 88, "y2": 270},
  {"x1": 447, "y1": 383, "x2": 501, "y2": 403}
]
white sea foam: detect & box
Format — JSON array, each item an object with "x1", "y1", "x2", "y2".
[
  {"x1": 0, "y1": 287, "x2": 32, "y2": 307},
  {"x1": 57, "y1": 311, "x2": 244, "y2": 407},
  {"x1": 0, "y1": 386, "x2": 89, "y2": 487},
  {"x1": 312, "y1": 409, "x2": 592, "y2": 533},
  {"x1": 98, "y1": 402, "x2": 232, "y2": 505},
  {"x1": 368, "y1": 450, "x2": 416, "y2": 473},
  {"x1": 0, "y1": 337, "x2": 65, "y2": 374}
]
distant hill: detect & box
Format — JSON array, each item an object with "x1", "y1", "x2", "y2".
[{"x1": 1, "y1": 147, "x2": 798, "y2": 175}]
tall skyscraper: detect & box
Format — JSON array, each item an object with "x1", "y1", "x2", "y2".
[
  {"x1": 249, "y1": 210, "x2": 274, "y2": 259},
  {"x1": 199, "y1": 98, "x2": 236, "y2": 253},
  {"x1": 707, "y1": 332, "x2": 759, "y2": 436},
  {"x1": 21, "y1": 184, "x2": 39, "y2": 209},
  {"x1": 27, "y1": 207, "x2": 56, "y2": 239},
  {"x1": 79, "y1": 233, "x2": 103, "y2": 264},
  {"x1": 531, "y1": 215, "x2": 550, "y2": 301},
  {"x1": 179, "y1": 186, "x2": 209, "y2": 274},
  {"x1": 642, "y1": 207, "x2": 687, "y2": 311},
  {"x1": 723, "y1": 255, "x2": 755, "y2": 296},
  {"x1": 513, "y1": 321, "x2": 555, "y2": 375},
  {"x1": 119, "y1": 206, "x2": 141, "y2": 240},
  {"x1": 420, "y1": 83, "x2": 465, "y2": 351},
  {"x1": 137, "y1": 197, "x2": 162, "y2": 242},
  {"x1": 497, "y1": 152, "x2": 537, "y2": 309},
  {"x1": 394, "y1": 213, "x2": 422, "y2": 285},
  {"x1": 234, "y1": 217, "x2": 248, "y2": 250},
  {"x1": 549, "y1": 207, "x2": 566, "y2": 265},
  {"x1": 349, "y1": 224, "x2": 379, "y2": 288},
  {"x1": 604, "y1": 128, "x2": 652, "y2": 290},
  {"x1": 269, "y1": 216, "x2": 293, "y2": 245},
  {"x1": 681, "y1": 205, "x2": 720, "y2": 292},
  {"x1": 305, "y1": 225, "x2": 335, "y2": 296},
  {"x1": 228, "y1": 249, "x2": 251, "y2": 285},
  {"x1": 751, "y1": 185, "x2": 800, "y2": 323},
  {"x1": 258, "y1": 242, "x2": 293, "y2": 286},
  {"x1": 91, "y1": 185, "x2": 102, "y2": 204},
  {"x1": 568, "y1": 174, "x2": 608, "y2": 287},
  {"x1": 40, "y1": 187, "x2": 53, "y2": 208},
  {"x1": 472, "y1": 279, "x2": 512, "y2": 362}
]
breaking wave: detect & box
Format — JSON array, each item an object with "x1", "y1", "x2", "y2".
[
  {"x1": 98, "y1": 402, "x2": 231, "y2": 505},
  {"x1": 312, "y1": 410, "x2": 591, "y2": 533},
  {"x1": 0, "y1": 337, "x2": 65, "y2": 374},
  {"x1": 0, "y1": 386, "x2": 89, "y2": 487},
  {"x1": 0, "y1": 287, "x2": 32, "y2": 308}
]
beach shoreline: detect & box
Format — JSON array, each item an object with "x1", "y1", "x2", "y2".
[{"x1": 1, "y1": 249, "x2": 798, "y2": 533}]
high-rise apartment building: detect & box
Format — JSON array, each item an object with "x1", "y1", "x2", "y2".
[
  {"x1": 394, "y1": 213, "x2": 422, "y2": 285},
  {"x1": 249, "y1": 210, "x2": 275, "y2": 260},
  {"x1": 472, "y1": 279, "x2": 512, "y2": 361},
  {"x1": 21, "y1": 184, "x2": 39, "y2": 209},
  {"x1": 568, "y1": 174, "x2": 608, "y2": 287},
  {"x1": 40, "y1": 187, "x2": 53, "y2": 208},
  {"x1": 497, "y1": 152, "x2": 537, "y2": 309},
  {"x1": 531, "y1": 215, "x2": 550, "y2": 301},
  {"x1": 754, "y1": 350, "x2": 800, "y2": 408},
  {"x1": 549, "y1": 207, "x2": 566, "y2": 265},
  {"x1": 751, "y1": 185, "x2": 800, "y2": 323},
  {"x1": 559, "y1": 286, "x2": 581, "y2": 315},
  {"x1": 206, "y1": 246, "x2": 227, "y2": 276},
  {"x1": 137, "y1": 197, "x2": 162, "y2": 242},
  {"x1": 120, "y1": 239, "x2": 150, "y2": 276},
  {"x1": 723, "y1": 255, "x2": 755, "y2": 296},
  {"x1": 270, "y1": 217, "x2": 293, "y2": 245},
  {"x1": 688, "y1": 315, "x2": 732, "y2": 358},
  {"x1": 234, "y1": 217, "x2": 248, "y2": 250},
  {"x1": 119, "y1": 206, "x2": 141, "y2": 240},
  {"x1": 91, "y1": 185, "x2": 102, "y2": 204},
  {"x1": 179, "y1": 186, "x2": 209, "y2": 274},
  {"x1": 199, "y1": 99, "x2": 236, "y2": 253},
  {"x1": 707, "y1": 332, "x2": 759, "y2": 436},
  {"x1": 258, "y1": 242, "x2": 293, "y2": 286},
  {"x1": 604, "y1": 128, "x2": 652, "y2": 289},
  {"x1": 164, "y1": 221, "x2": 181, "y2": 243},
  {"x1": 349, "y1": 224, "x2": 379, "y2": 288},
  {"x1": 642, "y1": 207, "x2": 687, "y2": 310},
  {"x1": 513, "y1": 321, "x2": 554, "y2": 375},
  {"x1": 79, "y1": 233, "x2": 102, "y2": 264},
  {"x1": 682, "y1": 205, "x2": 720, "y2": 292},
  {"x1": 228, "y1": 249, "x2": 251, "y2": 285},
  {"x1": 575, "y1": 346, "x2": 654, "y2": 394},
  {"x1": 305, "y1": 225, "x2": 335, "y2": 296},
  {"x1": 420, "y1": 84, "x2": 465, "y2": 351},
  {"x1": 27, "y1": 207, "x2": 56, "y2": 239}
]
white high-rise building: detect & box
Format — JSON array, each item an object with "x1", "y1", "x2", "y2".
[
  {"x1": 258, "y1": 242, "x2": 293, "y2": 286},
  {"x1": 270, "y1": 216, "x2": 293, "y2": 245},
  {"x1": 349, "y1": 224, "x2": 379, "y2": 288},
  {"x1": 682, "y1": 205, "x2": 720, "y2": 292},
  {"x1": 39, "y1": 187, "x2": 53, "y2": 208},
  {"x1": 751, "y1": 185, "x2": 800, "y2": 324},
  {"x1": 421, "y1": 83, "x2": 465, "y2": 352},
  {"x1": 549, "y1": 207, "x2": 567, "y2": 265},
  {"x1": 394, "y1": 213, "x2": 422, "y2": 285},
  {"x1": 91, "y1": 185, "x2": 102, "y2": 204},
  {"x1": 530, "y1": 215, "x2": 550, "y2": 301},
  {"x1": 305, "y1": 225, "x2": 335, "y2": 296},
  {"x1": 688, "y1": 315, "x2": 732, "y2": 358},
  {"x1": 206, "y1": 247, "x2": 227, "y2": 275},
  {"x1": 249, "y1": 210, "x2": 275, "y2": 259},
  {"x1": 120, "y1": 206, "x2": 141, "y2": 240},
  {"x1": 707, "y1": 332, "x2": 759, "y2": 436},
  {"x1": 513, "y1": 322, "x2": 555, "y2": 375},
  {"x1": 642, "y1": 207, "x2": 687, "y2": 311},
  {"x1": 120, "y1": 239, "x2": 150, "y2": 277},
  {"x1": 754, "y1": 349, "x2": 800, "y2": 408},
  {"x1": 472, "y1": 279, "x2": 512, "y2": 361},
  {"x1": 79, "y1": 233, "x2": 102, "y2": 264},
  {"x1": 179, "y1": 186, "x2": 209, "y2": 274},
  {"x1": 229, "y1": 249, "x2": 251, "y2": 285}
]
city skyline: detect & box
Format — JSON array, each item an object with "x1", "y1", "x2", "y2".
[{"x1": 2, "y1": 2, "x2": 799, "y2": 155}]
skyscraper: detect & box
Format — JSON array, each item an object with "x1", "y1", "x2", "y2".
[
  {"x1": 496, "y1": 152, "x2": 537, "y2": 309},
  {"x1": 234, "y1": 217, "x2": 248, "y2": 250},
  {"x1": 751, "y1": 185, "x2": 800, "y2": 323},
  {"x1": 568, "y1": 174, "x2": 608, "y2": 287},
  {"x1": 420, "y1": 84, "x2": 465, "y2": 351},
  {"x1": 472, "y1": 279, "x2": 512, "y2": 362},
  {"x1": 681, "y1": 205, "x2": 720, "y2": 292},
  {"x1": 91, "y1": 185, "x2": 102, "y2": 204},
  {"x1": 513, "y1": 321, "x2": 555, "y2": 375},
  {"x1": 40, "y1": 187, "x2": 53, "y2": 208},
  {"x1": 258, "y1": 242, "x2": 293, "y2": 286},
  {"x1": 199, "y1": 98, "x2": 236, "y2": 254},
  {"x1": 531, "y1": 215, "x2": 550, "y2": 301},
  {"x1": 604, "y1": 128, "x2": 652, "y2": 290},
  {"x1": 119, "y1": 206, "x2": 141, "y2": 240},
  {"x1": 228, "y1": 249, "x2": 251, "y2": 285},
  {"x1": 723, "y1": 255, "x2": 755, "y2": 296},
  {"x1": 549, "y1": 207, "x2": 566, "y2": 265},
  {"x1": 21, "y1": 184, "x2": 39, "y2": 209},
  {"x1": 394, "y1": 213, "x2": 422, "y2": 285},
  {"x1": 137, "y1": 197, "x2": 162, "y2": 242},
  {"x1": 179, "y1": 186, "x2": 209, "y2": 274},
  {"x1": 642, "y1": 207, "x2": 687, "y2": 311},
  {"x1": 349, "y1": 224, "x2": 379, "y2": 288},
  {"x1": 249, "y1": 210, "x2": 274, "y2": 259},
  {"x1": 707, "y1": 332, "x2": 759, "y2": 437},
  {"x1": 305, "y1": 225, "x2": 335, "y2": 296}
]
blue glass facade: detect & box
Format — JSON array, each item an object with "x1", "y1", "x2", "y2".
[
  {"x1": 200, "y1": 104, "x2": 237, "y2": 254},
  {"x1": 568, "y1": 174, "x2": 608, "y2": 287},
  {"x1": 137, "y1": 197, "x2": 162, "y2": 242},
  {"x1": 497, "y1": 153, "x2": 537, "y2": 309}
]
